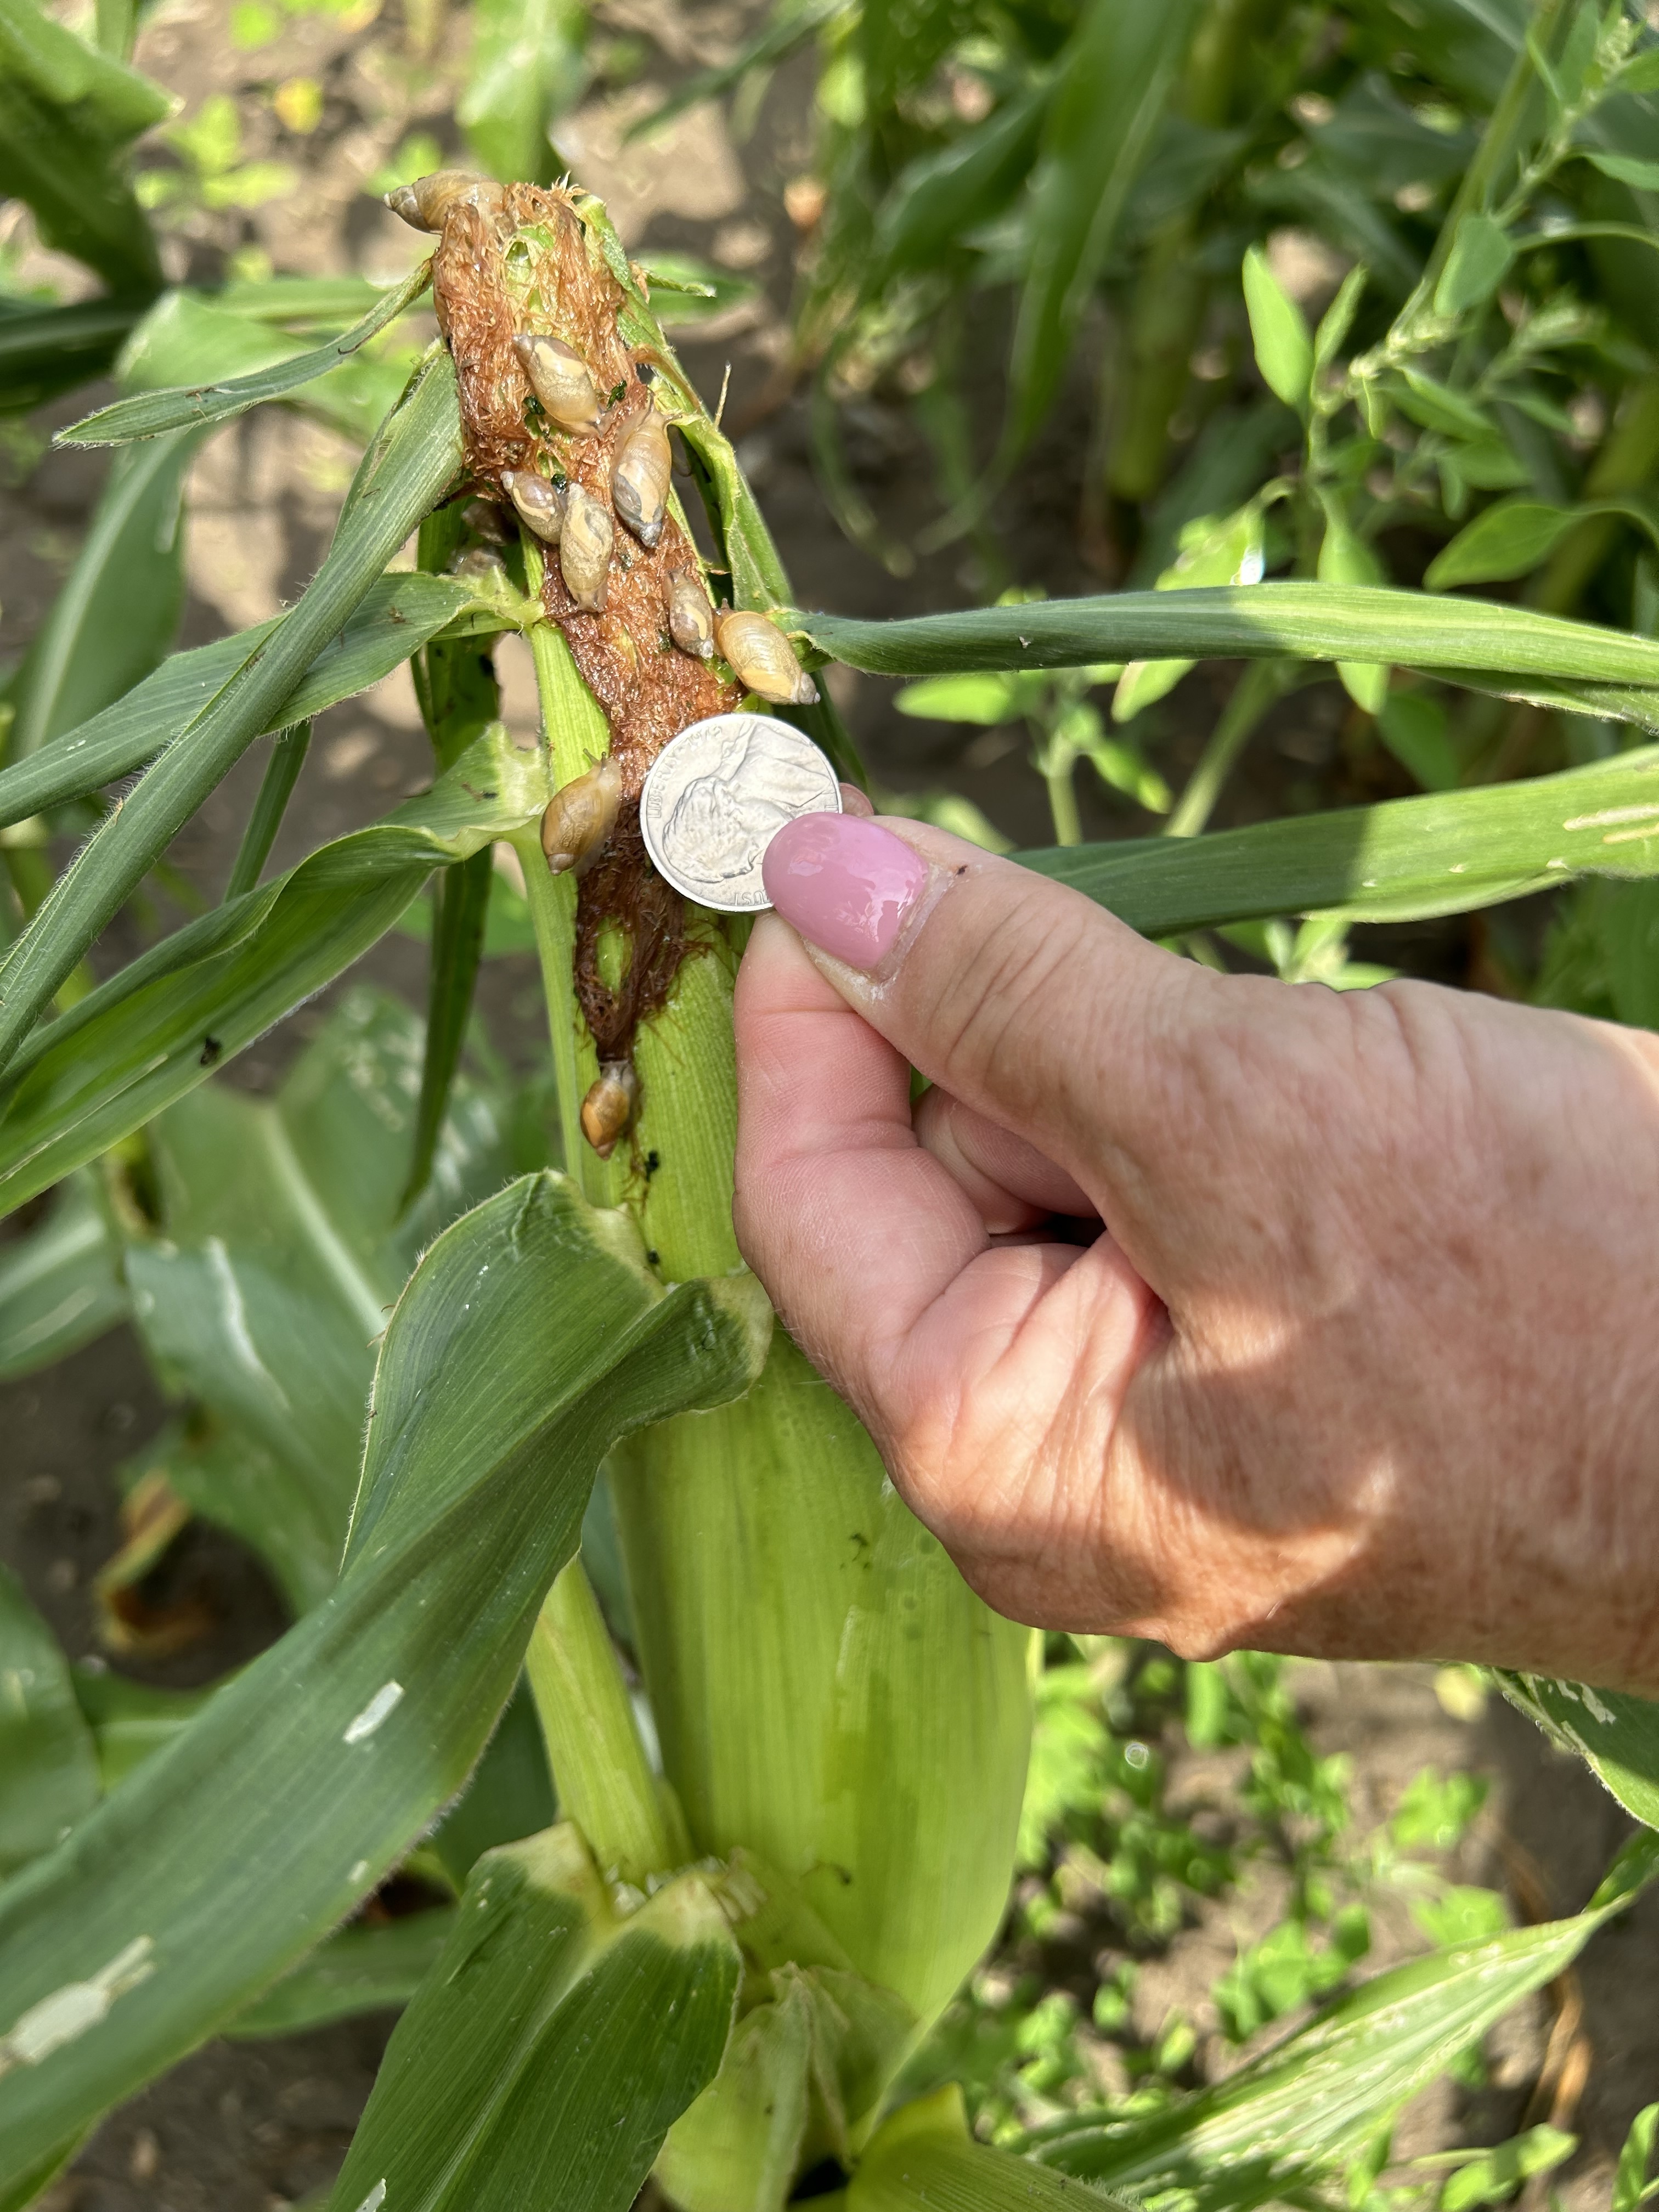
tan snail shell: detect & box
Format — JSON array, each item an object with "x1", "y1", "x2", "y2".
[
  {"x1": 611, "y1": 404, "x2": 671, "y2": 548},
  {"x1": 383, "y1": 171, "x2": 508, "y2": 234},
  {"x1": 664, "y1": 569, "x2": 714, "y2": 659},
  {"x1": 581, "y1": 1060, "x2": 638, "y2": 1159},
  {"x1": 559, "y1": 484, "x2": 613, "y2": 613},
  {"x1": 540, "y1": 756, "x2": 621, "y2": 876},
  {"x1": 713, "y1": 609, "x2": 820, "y2": 707},
  {"x1": 514, "y1": 332, "x2": 603, "y2": 432},
  {"x1": 499, "y1": 468, "x2": 563, "y2": 545}
]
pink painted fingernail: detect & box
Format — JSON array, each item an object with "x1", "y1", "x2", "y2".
[{"x1": 762, "y1": 813, "x2": 928, "y2": 968}]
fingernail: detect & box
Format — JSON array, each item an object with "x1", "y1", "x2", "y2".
[{"x1": 762, "y1": 813, "x2": 928, "y2": 968}]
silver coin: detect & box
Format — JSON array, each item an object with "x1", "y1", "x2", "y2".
[{"x1": 640, "y1": 713, "x2": 842, "y2": 912}]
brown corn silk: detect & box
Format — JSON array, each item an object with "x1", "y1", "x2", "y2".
[{"x1": 432, "y1": 183, "x2": 734, "y2": 1065}]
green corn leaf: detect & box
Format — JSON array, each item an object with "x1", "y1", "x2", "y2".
[
  {"x1": 0, "y1": 1174, "x2": 771, "y2": 2186},
  {"x1": 325, "y1": 1829, "x2": 741, "y2": 2212},
  {"x1": 1434, "y1": 211, "x2": 1515, "y2": 317},
  {"x1": 226, "y1": 1911, "x2": 457, "y2": 2040},
  {"x1": 4, "y1": 427, "x2": 201, "y2": 761},
  {"x1": 1495, "y1": 1674, "x2": 1659, "y2": 1830},
  {"x1": 622, "y1": 0, "x2": 845, "y2": 143},
  {"x1": 124, "y1": 987, "x2": 518, "y2": 1610},
  {"x1": 401, "y1": 849, "x2": 494, "y2": 1212},
  {"x1": 0, "y1": 724, "x2": 546, "y2": 1224},
  {"x1": 0, "y1": 573, "x2": 474, "y2": 835},
  {"x1": 1005, "y1": 0, "x2": 1199, "y2": 456},
  {"x1": 1242, "y1": 244, "x2": 1313, "y2": 413},
  {"x1": 1021, "y1": 746, "x2": 1659, "y2": 933},
  {"x1": 1032, "y1": 1864, "x2": 1652, "y2": 2207},
  {"x1": 0, "y1": 1169, "x2": 126, "y2": 1381},
  {"x1": 224, "y1": 720, "x2": 311, "y2": 899},
  {"x1": 874, "y1": 81, "x2": 1051, "y2": 280},
  {"x1": 0, "y1": 0, "x2": 170, "y2": 296},
  {"x1": 0, "y1": 347, "x2": 464, "y2": 1073},
  {"x1": 853, "y1": 2087, "x2": 1120, "y2": 2212},
  {"x1": 795, "y1": 583, "x2": 1659, "y2": 691},
  {"x1": 58, "y1": 261, "x2": 433, "y2": 447},
  {"x1": 0, "y1": 298, "x2": 141, "y2": 415},
  {"x1": 0, "y1": 1564, "x2": 100, "y2": 1877}
]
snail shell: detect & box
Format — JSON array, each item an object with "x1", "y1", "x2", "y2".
[
  {"x1": 500, "y1": 467, "x2": 564, "y2": 545},
  {"x1": 581, "y1": 1060, "x2": 638, "y2": 1159},
  {"x1": 514, "y1": 332, "x2": 603, "y2": 432},
  {"x1": 384, "y1": 171, "x2": 508, "y2": 234},
  {"x1": 540, "y1": 756, "x2": 621, "y2": 876},
  {"x1": 712, "y1": 608, "x2": 820, "y2": 707},
  {"x1": 611, "y1": 404, "x2": 671, "y2": 548},
  {"x1": 560, "y1": 483, "x2": 613, "y2": 613},
  {"x1": 665, "y1": 569, "x2": 714, "y2": 659}
]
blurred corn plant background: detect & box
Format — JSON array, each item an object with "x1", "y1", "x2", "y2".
[{"x1": 6, "y1": 0, "x2": 1659, "y2": 2208}]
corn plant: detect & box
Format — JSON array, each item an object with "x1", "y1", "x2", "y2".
[{"x1": 7, "y1": 1, "x2": 1659, "y2": 2205}]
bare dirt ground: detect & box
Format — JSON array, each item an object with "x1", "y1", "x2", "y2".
[{"x1": 2, "y1": 0, "x2": 1656, "y2": 2204}]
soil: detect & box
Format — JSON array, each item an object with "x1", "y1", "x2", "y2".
[{"x1": 1, "y1": 1, "x2": 1655, "y2": 2206}]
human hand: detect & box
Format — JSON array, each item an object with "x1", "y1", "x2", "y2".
[{"x1": 732, "y1": 810, "x2": 1659, "y2": 1693}]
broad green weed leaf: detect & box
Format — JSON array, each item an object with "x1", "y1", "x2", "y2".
[
  {"x1": 1006, "y1": 0, "x2": 1199, "y2": 455},
  {"x1": 325, "y1": 1829, "x2": 741, "y2": 2212},
  {"x1": 0, "y1": 1174, "x2": 770, "y2": 2185},
  {"x1": 0, "y1": 725, "x2": 546, "y2": 1222},
  {"x1": 1114, "y1": 505, "x2": 1266, "y2": 725},
  {"x1": 0, "y1": 573, "x2": 473, "y2": 835},
  {"x1": 1426, "y1": 499, "x2": 1583, "y2": 588},
  {"x1": 1317, "y1": 496, "x2": 1389, "y2": 713},
  {"x1": 1434, "y1": 212, "x2": 1515, "y2": 316},
  {"x1": 1437, "y1": 2125, "x2": 1576, "y2": 2210},
  {"x1": 1378, "y1": 691, "x2": 1460, "y2": 792},
  {"x1": 0, "y1": 347, "x2": 464, "y2": 1070},
  {"x1": 1582, "y1": 149, "x2": 1659, "y2": 191},
  {"x1": 894, "y1": 672, "x2": 1041, "y2": 725},
  {"x1": 0, "y1": 0, "x2": 169, "y2": 295},
  {"x1": 0, "y1": 1565, "x2": 99, "y2": 1876},
  {"x1": 1243, "y1": 245, "x2": 1312, "y2": 413},
  {"x1": 227, "y1": 1911, "x2": 456, "y2": 2040},
  {"x1": 1313, "y1": 264, "x2": 1368, "y2": 374},
  {"x1": 1612, "y1": 2101, "x2": 1659, "y2": 2212},
  {"x1": 1033, "y1": 1879, "x2": 1647, "y2": 2207},
  {"x1": 4, "y1": 429, "x2": 200, "y2": 760},
  {"x1": 0, "y1": 1169, "x2": 126, "y2": 1381},
  {"x1": 1395, "y1": 369, "x2": 1496, "y2": 441},
  {"x1": 60, "y1": 261, "x2": 432, "y2": 447}
]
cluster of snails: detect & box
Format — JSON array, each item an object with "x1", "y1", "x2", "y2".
[{"x1": 390, "y1": 169, "x2": 823, "y2": 1163}]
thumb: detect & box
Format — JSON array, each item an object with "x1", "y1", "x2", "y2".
[{"x1": 759, "y1": 811, "x2": 1208, "y2": 1208}]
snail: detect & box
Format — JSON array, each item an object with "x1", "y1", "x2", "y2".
[
  {"x1": 713, "y1": 608, "x2": 820, "y2": 707},
  {"x1": 582, "y1": 1061, "x2": 638, "y2": 1159},
  {"x1": 384, "y1": 171, "x2": 508, "y2": 234},
  {"x1": 514, "y1": 332, "x2": 603, "y2": 433},
  {"x1": 539, "y1": 756, "x2": 621, "y2": 876},
  {"x1": 559, "y1": 484, "x2": 613, "y2": 613},
  {"x1": 611, "y1": 404, "x2": 671, "y2": 548},
  {"x1": 665, "y1": 569, "x2": 715, "y2": 660},
  {"x1": 499, "y1": 468, "x2": 563, "y2": 545}
]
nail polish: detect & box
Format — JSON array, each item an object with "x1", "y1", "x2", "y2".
[{"x1": 762, "y1": 814, "x2": 929, "y2": 969}]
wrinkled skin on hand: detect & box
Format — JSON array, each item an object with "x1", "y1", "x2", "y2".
[{"x1": 733, "y1": 820, "x2": 1659, "y2": 1695}]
